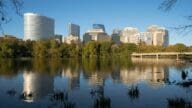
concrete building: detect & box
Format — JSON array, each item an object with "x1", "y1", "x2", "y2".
[
  {"x1": 111, "y1": 29, "x2": 122, "y2": 44},
  {"x1": 63, "y1": 35, "x2": 80, "y2": 44},
  {"x1": 121, "y1": 27, "x2": 139, "y2": 43},
  {"x1": 54, "y1": 34, "x2": 63, "y2": 43},
  {"x1": 147, "y1": 25, "x2": 169, "y2": 47},
  {"x1": 119, "y1": 25, "x2": 169, "y2": 46},
  {"x1": 123, "y1": 32, "x2": 153, "y2": 45},
  {"x1": 24, "y1": 13, "x2": 54, "y2": 41},
  {"x1": 139, "y1": 32, "x2": 153, "y2": 45},
  {"x1": 83, "y1": 24, "x2": 110, "y2": 43},
  {"x1": 0, "y1": 35, "x2": 18, "y2": 40},
  {"x1": 64, "y1": 23, "x2": 80, "y2": 44}
]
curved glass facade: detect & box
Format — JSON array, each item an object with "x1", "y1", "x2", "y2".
[{"x1": 24, "y1": 13, "x2": 54, "y2": 41}]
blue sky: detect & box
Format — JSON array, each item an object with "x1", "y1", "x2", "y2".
[{"x1": 2, "y1": 0, "x2": 192, "y2": 45}]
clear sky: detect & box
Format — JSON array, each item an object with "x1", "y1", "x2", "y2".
[{"x1": 2, "y1": 0, "x2": 192, "y2": 45}]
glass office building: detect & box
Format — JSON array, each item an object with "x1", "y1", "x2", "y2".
[{"x1": 24, "y1": 13, "x2": 54, "y2": 41}]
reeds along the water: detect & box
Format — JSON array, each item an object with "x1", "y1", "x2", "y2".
[
  {"x1": 94, "y1": 97, "x2": 111, "y2": 108},
  {"x1": 167, "y1": 97, "x2": 192, "y2": 108},
  {"x1": 50, "y1": 91, "x2": 75, "y2": 108},
  {"x1": 128, "y1": 85, "x2": 140, "y2": 99}
]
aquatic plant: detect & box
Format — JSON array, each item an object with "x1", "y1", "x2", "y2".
[
  {"x1": 49, "y1": 91, "x2": 75, "y2": 108},
  {"x1": 94, "y1": 97, "x2": 111, "y2": 108},
  {"x1": 167, "y1": 97, "x2": 192, "y2": 108},
  {"x1": 177, "y1": 80, "x2": 192, "y2": 87},
  {"x1": 128, "y1": 85, "x2": 140, "y2": 100},
  {"x1": 181, "y1": 70, "x2": 188, "y2": 80},
  {"x1": 6, "y1": 89, "x2": 16, "y2": 96}
]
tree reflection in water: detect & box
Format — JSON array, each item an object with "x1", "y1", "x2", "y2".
[{"x1": 2, "y1": 58, "x2": 192, "y2": 108}]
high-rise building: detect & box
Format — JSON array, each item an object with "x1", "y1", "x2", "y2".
[
  {"x1": 24, "y1": 13, "x2": 54, "y2": 41},
  {"x1": 93, "y1": 24, "x2": 106, "y2": 32},
  {"x1": 68, "y1": 23, "x2": 80, "y2": 37},
  {"x1": 54, "y1": 34, "x2": 63, "y2": 43},
  {"x1": 83, "y1": 24, "x2": 110, "y2": 43},
  {"x1": 147, "y1": 25, "x2": 169, "y2": 47},
  {"x1": 121, "y1": 27, "x2": 139, "y2": 43},
  {"x1": 140, "y1": 32, "x2": 153, "y2": 45},
  {"x1": 111, "y1": 29, "x2": 122, "y2": 44},
  {"x1": 63, "y1": 36, "x2": 80, "y2": 44},
  {"x1": 128, "y1": 33, "x2": 141, "y2": 45},
  {"x1": 64, "y1": 23, "x2": 80, "y2": 44}
]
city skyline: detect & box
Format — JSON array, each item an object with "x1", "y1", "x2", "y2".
[{"x1": 1, "y1": 0, "x2": 192, "y2": 45}]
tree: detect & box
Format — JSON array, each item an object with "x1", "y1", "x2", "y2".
[
  {"x1": 165, "y1": 43, "x2": 189, "y2": 52},
  {"x1": 0, "y1": 38, "x2": 18, "y2": 58},
  {"x1": 0, "y1": 0, "x2": 23, "y2": 32},
  {"x1": 159, "y1": 0, "x2": 192, "y2": 33},
  {"x1": 119, "y1": 43, "x2": 137, "y2": 57},
  {"x1": 48, "y1": 40, "x2": 61, "y2": 58},
  {"x1": 82, "y1": 41, "x2": 100, "y2": 58},
  {"x1": 99, "y1": 41, "x2": 113, "y2": 57},
  {"x1": 32, "y1": 40, "x2": 50, "y2": 58}
]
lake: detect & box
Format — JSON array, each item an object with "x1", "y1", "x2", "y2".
[{"x1": 0, "y1": 58, "x2": 192, "y2": 108}]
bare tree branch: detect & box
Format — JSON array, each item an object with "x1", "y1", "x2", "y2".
[
  {"x1": 11, "y1": 0, "x2": 23, "y2": 16},
  {"x1": 159, "y1": 0, "x2": 192, "y2": 35},
  {"x1": 159, "y1": 0, "x2": 178, "y2": 11},
  {"x1": 171, "y1": 25, "x2": 192, "y2": 35},
  {"x1": 0, "y1": 0, "x2": 23, "y2": 33}
]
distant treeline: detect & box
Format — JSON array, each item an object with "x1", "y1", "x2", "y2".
[{"x1": 0, "y1": 39, "x2": 191, "y2": 58}]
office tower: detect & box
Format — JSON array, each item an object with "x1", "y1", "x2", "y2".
[
  {"x1": 92, "y1": 24, "x2": 106, "y2": 32},
  {"x1": 121, "y1": 27, "x2": 139, "y2": 43},
  {"x1": 83, "y1": 24, "x2": 110, "y2": 43},
  {"x1": 64, "y1": 23, "x2": 80, "y2": 44},
  {"x1": 147, "y1": 25, "x2": 169, "y2": 47},
  {"x1": 24, "y1": 13, "x2": 54, "y2": 41},
  {"x1": 68, "y1": 23, "x2": 80, "y2": 37},
  {"x1": 111, "y1": 29, "x2": 122, "y2": 44},
  {"x1": 137, "y1": 32, "x2": 153, "y2": 45}
]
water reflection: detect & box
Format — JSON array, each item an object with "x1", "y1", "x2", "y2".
[
  {"x1": 0, "y1": 58, "x2": 191, "y2": 108},
  {"x1": 21, "y1": 71, "x2": 54, "y2": 102},
  {"x1": 61, "y1": 66, "x2": 80, "y2": 90}
]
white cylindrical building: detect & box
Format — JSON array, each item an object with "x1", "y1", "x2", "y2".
[{"x1": 24, "y1": 13, "x2": 54, "y2": 41}]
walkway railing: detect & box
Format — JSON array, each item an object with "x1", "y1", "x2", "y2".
[{"x1": 131, "y1": 52, "x2": 192, "y2": 60}]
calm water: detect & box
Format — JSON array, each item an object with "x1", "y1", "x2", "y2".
[{"x1": 0, "y1": 58, "x2": 192, "y2": 108}]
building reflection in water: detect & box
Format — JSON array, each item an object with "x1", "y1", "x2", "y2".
[
  {"x1": 61, "y1": 68, "x2": 80, "y2": 90},
  {"x1": 88, "y1": 72, "x2": 105, "y2": 86},
  {"x1": 22, "y1": 71, "x2": 54, "y2": 103},
  {"x1": 117, "y1": 58, "x2": 174, "y2": 88}
]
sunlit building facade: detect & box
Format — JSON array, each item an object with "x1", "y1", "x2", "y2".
[
  {"x1": 121, "y1": 27, "x2": 139, "y2": 43},
  {"x1": 83, "y1": 24, "x2": 110, "y2": 43},
  {"x1": 139, "y1": 32, "x2": 153, "y2": 45},
  {"x1": 147, "y1": 25, "x2": 169, "y2": 47},
  {"x1": 64, "y1": 23, "x2": 80, "y2": 44},
  {"x1": 24, "y1": 13, "x2": 54, "y2": 41}
]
